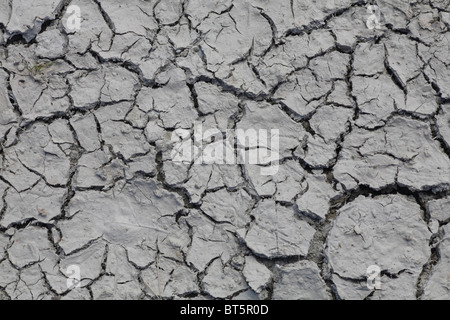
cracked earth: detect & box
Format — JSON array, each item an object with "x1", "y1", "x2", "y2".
[{"x1": 0, "y1": 0, "x2": 449, "y2": 300}]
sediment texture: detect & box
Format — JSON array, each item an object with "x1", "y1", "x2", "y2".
[{"x1": 0, "y1": 0, "x2": 449, "y2": 300}]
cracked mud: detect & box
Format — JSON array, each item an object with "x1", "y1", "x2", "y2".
[{"x1": 0, "y1": 0, "x2": 449, "y2": 300}]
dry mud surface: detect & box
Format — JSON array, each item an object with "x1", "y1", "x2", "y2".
[{"x1": 0, "y1": 0, "x2": 449, "y2": 300}]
